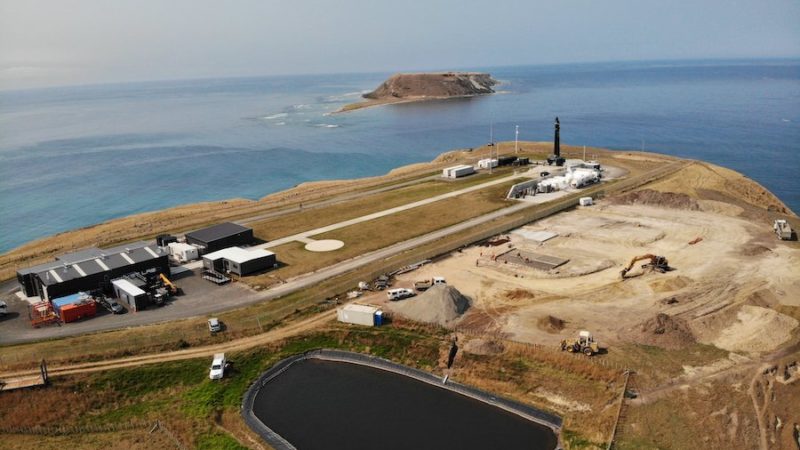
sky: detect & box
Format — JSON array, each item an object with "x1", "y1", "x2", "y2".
[{"x1": 1, "y1": 0, "x2": 799, "y2": 90}]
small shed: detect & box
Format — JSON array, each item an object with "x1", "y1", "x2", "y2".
[
  {"x1": 337, "y1": 304, "x2": 383, "y2": 327},
  {"x1": 202, "y1": 247, "x2": 276, "y2": 276},
  {"x1": 112, "y1": 278, "x2": 149, "y2": 311}
]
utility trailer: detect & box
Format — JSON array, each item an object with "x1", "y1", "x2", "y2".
[{"x1": 774, "y1": 219, "x2": 794, "y2": 240}]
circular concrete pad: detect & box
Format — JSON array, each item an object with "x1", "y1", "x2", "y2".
[{"x1": 305, "y1": 239, "x2": 345, "y2": 252}]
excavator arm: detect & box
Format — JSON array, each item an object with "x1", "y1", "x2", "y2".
[
  {"x1": 620, "y1": 254, "x2": 669, "y2": 279},
  {"x1": 159, "y1": 273, "x2": 178, "y2": 294}
]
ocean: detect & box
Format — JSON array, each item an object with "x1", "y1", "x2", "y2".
[{"x1": 0, "y1": 59, "x2": 798, "y2": 253}]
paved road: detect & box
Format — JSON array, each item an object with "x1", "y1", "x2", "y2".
[
  {"x1": 179, "y1": 169, "x2": 529, "y2": 270},
  {"x1": 0, "y1": 161, "x2": 686, "y2": 345}
]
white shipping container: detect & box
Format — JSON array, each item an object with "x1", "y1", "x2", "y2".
[
  {"x1": 337, "y1": 304, "x2": 380, "y2": 326},
  {"x1": 579, "y1": 197, "x2": 593, "y2": 206}
]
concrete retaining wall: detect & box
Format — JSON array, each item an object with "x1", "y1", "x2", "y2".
[{"x1": 241, "y1": 349, "x2": 563, "y2": 450}]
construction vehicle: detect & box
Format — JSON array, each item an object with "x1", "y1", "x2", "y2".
[
  {"x1": 414, "y1": 277, "x2": 446, "y2": 291},
  {"x1": 159, "y1": 273, "x2": 181, "y2": 295},
  {"x1": 560, "y1": 330, "x2": 600, "y2": 356},
  {"x1": 620, "y1": 254, "x2": 670, "y2": 279},
  {"x1": 774, "y1": 219, "x2": 794, "y2": 240}
]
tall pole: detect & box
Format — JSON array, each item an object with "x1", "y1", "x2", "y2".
[
  {"x1": 515, "y1": 125, "x2": 519, "y2": 154},
  {"x1": 583, "y1": 145, "x2": 586, "y2": 161}
]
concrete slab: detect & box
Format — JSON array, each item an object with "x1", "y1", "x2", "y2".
[
  {"x1": 497, "y1": 250, "x2": 569, "y2": 271},
  {"x1": 305, "y1": 239, "x2": 345, "y2": 252},
  {"x1": 513, "y1": 230, "x2": 559, "y2": 243}
]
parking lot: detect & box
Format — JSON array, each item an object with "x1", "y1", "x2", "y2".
[{"x1": 0, "y1": 269, "x2": 263, "y2": 344}]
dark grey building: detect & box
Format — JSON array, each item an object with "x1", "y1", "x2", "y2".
[
  {"x1": 202, "y1": 247, "x2": 276, "y2": 276},
  {"x1": 16, "y1": 241, "x2": 170, "y2": 301},
  {"x1": 184, "y1": 222, "x2": 254, "y2": 254}
]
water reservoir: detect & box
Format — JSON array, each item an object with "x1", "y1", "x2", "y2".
[{"x1": 243, "y1": 350, "x2": 560, "y2": 450}]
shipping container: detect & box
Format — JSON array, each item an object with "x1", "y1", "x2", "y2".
[
  {"x1": 337, "y1": 304, "x2": 382, "y2": 327},
  {"x1": 59, "y1": 300, "x2": 96, "y2": 323}
]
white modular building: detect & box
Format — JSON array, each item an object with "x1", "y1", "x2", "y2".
[
  {"x1": 477, "y1": 158, "x2": 498, "y2": 169},
  {"x1": 202, "y1": 247, "x2": 276, "y2": 276},
  {"x1": 442, "y1": 164, "x2": 476, "y2": 179},
  {"x1": 336, "y1": 304, "x2": 383, "y2": 326},
  {"x1": 168, "y1": 242, "x2": 199, "y2": 263}
]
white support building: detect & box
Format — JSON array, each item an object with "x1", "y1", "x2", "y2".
[{"x1": 442, "y1": 164, "x2": 475, "y2": 179}]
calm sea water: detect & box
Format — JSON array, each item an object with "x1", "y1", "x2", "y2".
[{"x1": 1, "y1": 60, "x2": 798, "y2": 253}]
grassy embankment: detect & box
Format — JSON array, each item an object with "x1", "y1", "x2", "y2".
[
  {"x1": 0, "y1": 149, "x2": 672, "y2": 368},
  {"x1": 0, "y1": 320, "x2": 623, "y2": 450}
]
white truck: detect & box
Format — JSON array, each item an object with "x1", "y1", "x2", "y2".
[
  {"x1": 774, "y1": 219, "x2": 794, "y2": 240},
  {"x1": 387, "y1": 288, "x2": 415, "y2": 301},
  {"x1": 209, "y1": 353, "x2": 226, "y2": 380}
]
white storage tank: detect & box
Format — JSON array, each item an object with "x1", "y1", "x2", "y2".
[{"x1": 337, "y1": 304, "x2": 382, "y2": 326}]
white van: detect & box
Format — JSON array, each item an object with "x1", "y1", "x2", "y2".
[
  {"x1": 209, "y1": 353, "x2": 226, "y2": 380},
  {"x1": 432, "y1": 277, "x2": 446, "y2": 286},
  {"x1": 387, "y1": 288, "x2": 415, "y2": 301}
]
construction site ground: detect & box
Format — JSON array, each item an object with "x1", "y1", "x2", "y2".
[{"x1": 2, "y1": 146, "x2": 799, "y2": 450}]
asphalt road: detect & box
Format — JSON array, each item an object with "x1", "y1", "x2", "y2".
[{"x1": 0, "y1": 200, "x2": 533, "y2": 345}]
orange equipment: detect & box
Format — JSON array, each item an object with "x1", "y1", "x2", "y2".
[{"x1": 620, "y1": 254, "x2": 670, "y2": 279}]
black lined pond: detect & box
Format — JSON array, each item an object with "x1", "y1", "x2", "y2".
[{"x1": 246, "y1": 357, "x2": 559, "y2": 450}]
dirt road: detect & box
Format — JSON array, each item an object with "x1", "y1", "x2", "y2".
[{"x1": 0, "y1": 307, "x2": 336, "y2": 380}]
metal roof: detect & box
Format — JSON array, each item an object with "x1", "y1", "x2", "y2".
[
  {"x1": 341, "y1": 304, "x2": 381, "y2": 314},
  {"x1": 20, "y1": 242, "x2": 167, "y2": 285},
  {"x1": 203, "y1": 246, "x2": 274, "y2": 264},
  {"x1": 112, "y1": 278, "x2": 146, "y2": 297},
  {"x1": 185, "y1": 222, "x2": 251, "y2": 244}
]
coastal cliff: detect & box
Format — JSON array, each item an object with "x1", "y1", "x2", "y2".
[{"x1": 338, "y1": 72, "x2": 497, "y2": 112}]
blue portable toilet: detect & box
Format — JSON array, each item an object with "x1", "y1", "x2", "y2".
[{"x1": 373, "y1": 310, "x2": 383, "y2": 326}]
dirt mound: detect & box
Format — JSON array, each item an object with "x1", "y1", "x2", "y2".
[
  {"x1": 649, "y1": 275, "x2": 693, "y2": 293},
  {"x1": 711, "y1": 305, "x2": 798, "y2": 353},
  {"x1": 610, "y1": 189, "x2": 700, "y2": 210},
  {"x1": 363, "y1": 72, "x2": 496, "y2": 100},
  {"x1": 389, "y1": 285, "x2": 471, "y2": 327},
  {"x1": 463, "y1": 338, "x2": 505, "y2": 355},
  {"x1": 504, "y1": 288, "x2": 536, "y2": 301},
  {"x1": 627, "y1": 313, "x2": 696, "y2": 349},
  {"x1": 537, "y1": 315, "x2": 566, "y2": 333}
]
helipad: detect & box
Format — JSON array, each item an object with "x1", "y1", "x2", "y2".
[{"x1": 305, "y1": 239, "x2": 345, "y2": 252}]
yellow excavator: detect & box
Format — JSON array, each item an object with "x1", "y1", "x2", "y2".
[
  {"x1": 620, "y1": 254, "x2": 670, "y2": 279},
  {"x1": 159, "y1": 273, "x2": 181, "y2": 295}
]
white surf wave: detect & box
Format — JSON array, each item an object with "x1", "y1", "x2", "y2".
[{"x1": 262, "y1": 113, "x2": 288, "y2": 120}]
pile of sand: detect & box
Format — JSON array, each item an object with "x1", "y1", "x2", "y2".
[
  {"x1": 626, "y1": 313, "x2": 695, "y2": 349},
  {"x1": 537, "y1": 315, "x2": 566, "y2": 333},
  {"x1": 388, "y1": 285, "x2": 470, "y2": 327},
  {"x1": 610, "y1": 189, "x2": 700, "y2": 210},
  {"x1": 463, "y1": 338, "x2": 505, "y2": 355},
  {"x1": 711, "y1": 305, "x2": 798, "y2": 353}
]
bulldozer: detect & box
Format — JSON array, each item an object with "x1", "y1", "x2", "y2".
[
  {"x1": 620, "y1": 254, "x2": 669, "y2": 279},
  {"x1": 560, "y1": 330, "x2": 599, "y2": 356}
]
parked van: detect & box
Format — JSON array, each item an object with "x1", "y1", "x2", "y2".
[
  {"x1": 432, "y1": 277, "x2": 446, "y2": 286},
  {"x1": 386, "y1": 288, "x2": 415, "y2": 301},
  {"x1": 209, "y1": 353, "x2": 226, "y2": 380}
]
